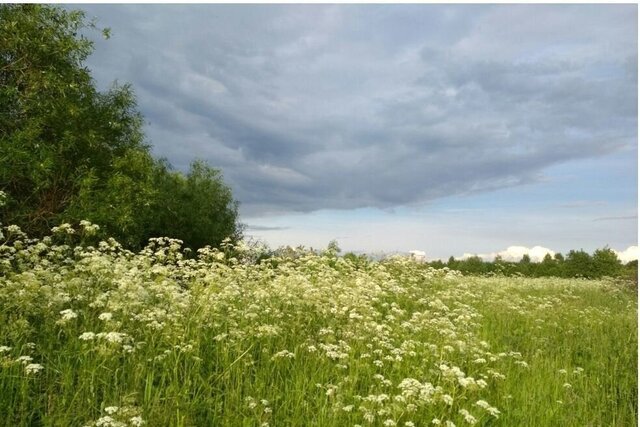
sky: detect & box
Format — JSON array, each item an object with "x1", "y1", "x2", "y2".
[{"x1": 77, "y1": 4, "x2": 638, "y2": 260}]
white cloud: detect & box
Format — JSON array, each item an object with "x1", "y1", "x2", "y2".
[
  {"x1": 460, "y1": 245, "x2": 555, "y2": 262},
  {"x1": 615, "y1": 246, "x2": 638, "y2": 264},
  {"x1": 459, "y1": 245, "x2": 639, "y2": 264}
]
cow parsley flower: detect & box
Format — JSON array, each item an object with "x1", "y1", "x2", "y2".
[
  {"x1": 459, "y1": 409, "x2": 477, "y2": 425},
  {"x1": 16, "y1": 355, "x2": 33, "y2": 364},
  {"x1": 59, "y1": 309, "x2": 78, "y2": 322},
  {"x1": 271, "y1": 350, "x2": 295, "y2": 360},
  {"x1": 25, "y1": 363, "x2": 44, "y2": 374},
  {"x1": 99, "y1": 312, "x2": 113, "y2": 321},
  {"x1": 129, "y1": 417, "x2": 145, "y2": 427}
]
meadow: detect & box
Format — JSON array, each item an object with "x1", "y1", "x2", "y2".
[{"x1": 0, "y1": 222, "x2": 637, "y2": 426}]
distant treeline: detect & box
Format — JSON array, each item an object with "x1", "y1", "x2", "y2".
[
  {"x1": 0, "y1": 5, "x2": 241, "y2": 249},
  {"x1": 322, "y1": 244, "x2": 638, "y2": 282},
  {"x1": 424, "y1": 248, "x2": 637, "y2": 281}
]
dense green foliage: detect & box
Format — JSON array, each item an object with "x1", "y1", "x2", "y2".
[
  {"x1": 437, "y1": 248, "x2": 637, "y2": 281},
  {"x1": 0, "y1": 224, "x2": 636, "y2": 426},
  {"x1": 0, "y1": 4, "x2": 240, "y2": 249}
]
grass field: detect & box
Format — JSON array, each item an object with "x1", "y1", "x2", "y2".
[{"x1": 0, "y1": 224, "x2": 637, "y2": 426}]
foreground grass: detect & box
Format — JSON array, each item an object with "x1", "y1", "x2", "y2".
[{"x1": 0, "y1": 225, "x2": 637, "y2": 426}]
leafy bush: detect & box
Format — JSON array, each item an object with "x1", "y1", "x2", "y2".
[{"x1": 0, "y1": 4, "x2": 240, "y2": 250}]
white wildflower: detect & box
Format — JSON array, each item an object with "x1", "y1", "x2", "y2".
[
  {"x1": 441, "y1": 394, "x2": 454, "y2": 405},
  {"x1": 25, "y1": 363, "x2": 44, "y2": 374},
  {"x1": 16, "y1": 355, "x2": 33, "y2": 364},
  {"x1": 59, "y1": 309, "x2": 78, "y2": 322},
  {"x1": 129, "y1": 416, "x2": 145, "y2": 427},
  {"x1": 79, "y1": 332, "x2": 96, "y2": 341},
  {"x1": 271, "y1": 350, "x2": 295, "y2": 360},
  {"x1": 99, "y1": 312, "x2": 113, "y2": 321},
  {"x1": 95, "y1": 416, "x2": 115, "y2": 427},
  {"x1": 459, "y1": 409, "x2": 477, "y2": 425}
]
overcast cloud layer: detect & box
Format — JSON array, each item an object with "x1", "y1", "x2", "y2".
[{"x1": 81, "y1": 4, "x2": 637, "y2": 218}]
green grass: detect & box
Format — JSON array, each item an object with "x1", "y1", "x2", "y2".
[{"x1": 0, "y1": 229, "x2": 637, "y2": 426}]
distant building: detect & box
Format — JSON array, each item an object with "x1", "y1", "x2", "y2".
[{"x1": 409, "y1": 250, "x2": 426, "y2": 262}]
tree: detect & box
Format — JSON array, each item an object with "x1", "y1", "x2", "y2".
[
  {"x1": 539, "y1": 253, "x2": 556, "y2": 277},
  {"x1": 564, "y1": 249, "x2": 593, "y2": 278},
  {"x1": 623, "y1": 260, "x2": 638, "y2": 286},
  {"x1": 0, "y1": 5, "x2": 241, "y2": 249},
  {"x1": 429, "y1": 259, "x2": 445, "y2": 269},
  {"x1": 591, "y1": 247, "x2": 622, "y2": 278},
  {"x1": 459, "y1": 255, "x2": 485, "y2": 275},
  {"x1": 145, "y1": 160, "x2": 240, "y2": 250},
  {"x1": 0, "y1": 5, "x2": 146, "y2": 236}
]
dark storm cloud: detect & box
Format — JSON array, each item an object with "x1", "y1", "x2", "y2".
[{"x1": 78, "y1": 4, "x2": 637, "y2": 216}]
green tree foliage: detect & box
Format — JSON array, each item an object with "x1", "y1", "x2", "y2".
[
  {"x1": 457, "y1": 255, "x2": 486, "y2": 275},
  {"x1": 564, "y1": 250, "x2": 593, "y2": 278},
  {"x1": 591, "y1": 247, "x2": 622, "y2": 278},
  {"x1": 432, "y1": 247, "x2": 633, "y2": 280},
  {"x1": 622, "y1": 260, "x2": 638, "y2": 286},
  {"x1": 539, "y1": 253, "x2": 557, "y2": 277},
  {"x1": 0, "y1": 4, "x2": 240, "y2": 249},
  {"x1": 1, "y1": 5, "x2": 145, "y2": 234},
  {"x1": 148, "y1": 160, "x2": 240, "y2": 249}
]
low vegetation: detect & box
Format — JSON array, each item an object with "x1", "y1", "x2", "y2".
[{"x1": 0, "y1": 223, "x2": 636, "y2": 426}]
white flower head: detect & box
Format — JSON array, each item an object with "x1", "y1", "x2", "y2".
[
  {"x1": 79, "y1": 332, "x2": 96, "y2": 341},
  {"x1": 25, "y1": 363, "x2": 44, "y2": 374},
  {"x1": 129, "y1": 417, "x2": 145, "y2": 427},
  {"x1": 16, "y1": 355, "x2": 33, "y2": 364},
  {"x1": 60, "y1": 309, "x2": 78, "y2": 321},
  {"x1": 99, "y1": 312, "x2": 113, "y2": 322}
]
